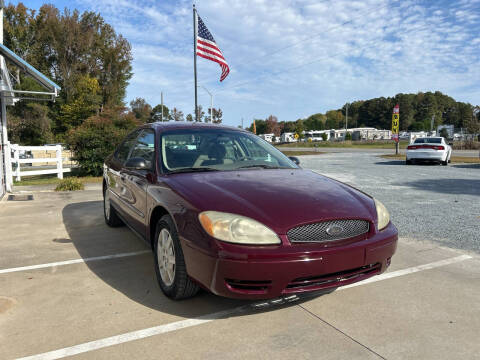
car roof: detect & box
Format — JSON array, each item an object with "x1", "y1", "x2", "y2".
[{"x1": 147, "y1": 121, "x2": 248, "y2": 134}]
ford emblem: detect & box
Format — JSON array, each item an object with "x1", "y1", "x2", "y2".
[{"x1": 326, "y1": 224, "x2": 344, "y2": 236}]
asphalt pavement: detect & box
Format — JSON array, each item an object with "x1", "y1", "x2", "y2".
[
  {"x1": 301, "y1": 153, "x2": 480, "y2": 252},
  {"x1": 281, "y1": 147, "x2": 479, "y2": 157}
]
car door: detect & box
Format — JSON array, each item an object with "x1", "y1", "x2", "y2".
[
  {"x1": 120, "y1": 128, "x2": 156, "y2": 238},
  {"x1": 106, "y1": 129, "x2": 140, "y2": 220}
]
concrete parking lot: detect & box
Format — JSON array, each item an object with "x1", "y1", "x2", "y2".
[{"x1": 1, "y1": 153, "x2": 479, "y2": 360}]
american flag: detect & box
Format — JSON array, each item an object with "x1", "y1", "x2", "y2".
[{"x1": 196, "y1": 14, "x2": 230, "y2": 82}]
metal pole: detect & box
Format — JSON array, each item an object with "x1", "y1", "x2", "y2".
[
  {"x1": 0, "y1": 1, "x2": 11, "y2": 193},
  {"x1": 241, "y1": 117, "x2": 244, "y2": 129},
  {"x1": 193, "y1": 5, "x2": 198, "y2": 122},
  {"x1": 161, "y1": 92, "x2": 163, "y2": 122},
  {"x1": 210, "y1": 93, "x2": 213, "y2": 123},
  {"x1": 345, "y1": 103, "x2": 348, "y2": 130}
]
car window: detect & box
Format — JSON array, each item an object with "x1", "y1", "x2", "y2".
[
  {"x1": 115, "y1": 130, "x2": 140, "y2": 164},
  {"x1": 129, "y1": 129, "x2": 155, "y2": 169}
]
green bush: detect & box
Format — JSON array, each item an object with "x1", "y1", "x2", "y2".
[
  {"x1": 67, "y1": 107, "x2": 139, "y2": 176},
  {"x1": 55, "y1": 177, "x2": 85, "y2": 191},
  {"x1": 345, "y1": 132, "x2": 352, "y2": 141}
]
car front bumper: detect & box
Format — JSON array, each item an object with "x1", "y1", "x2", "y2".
[{"x1": 181, "y1": 222, "x2": 398, "y2": 299}]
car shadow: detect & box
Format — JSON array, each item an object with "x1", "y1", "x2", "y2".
[
  {"x1": 394, "y1": 179, "x2": 480, "y2": 196},
  {"x1": 374, "y1": 160, "x2": 405, "y2": 166},
  {"x1": 63, "y1": 200, "x2": 333, "y2": 319},
  {"x1": 375, "y1": 160, "x2": 444, "y2": 166},
  {"x1": 452, "y1": 163, "x2": 480, "y2": 169}
]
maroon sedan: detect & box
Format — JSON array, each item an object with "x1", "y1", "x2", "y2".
[{"x1": 103, "y1": 122, "x2": 397, "y2": 300}]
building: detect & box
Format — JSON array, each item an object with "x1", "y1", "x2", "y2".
[
  {"x1": 259, "y1": 133, "x2": 275, "y2": 143},
  {"x1": 280, "y1": 132, "x2": 297, "y2": 143},
  {"x1": 304, "y1": 130, "x2": 330, "y2": 141}
]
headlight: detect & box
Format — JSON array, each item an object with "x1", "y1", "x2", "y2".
[
  {"x1": 374, "y1": 198, "x2": 390, "y2": 230},
  {"x1": 198, "y1": 211, "x2": 280, "y2": 245}
]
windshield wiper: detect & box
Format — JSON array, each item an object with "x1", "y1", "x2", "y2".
[
  {"x1": 169, "y1": 167, "x2": 220, "y2": 174},
  {"x1": 236, "y1": 164, "x2": 287, "y2": 170}
]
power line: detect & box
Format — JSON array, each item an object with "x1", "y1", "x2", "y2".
[
  {"x1": 196, "y1": 0, "x2": 400, "y2": 86},
  {"x1": 213, "y1": 11, "x2": 468, "y2": 95},
  {"x1": 229, "y1": 0, "x2": 400, "y2": 69}
]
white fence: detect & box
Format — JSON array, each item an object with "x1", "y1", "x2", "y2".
[{"x1": 9, "y1": 144, "x2": 71, "y2": 182}]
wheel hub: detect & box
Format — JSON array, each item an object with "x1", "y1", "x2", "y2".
[{"x1": 157, "y1": 228, "x2": 175, "y2": 286}]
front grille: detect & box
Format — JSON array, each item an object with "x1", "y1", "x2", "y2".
[
  {"x1": 287, "y1": 219, "x2": 369, "y2": 243},
  {"x1": 286, "y1": 263, "x2": 381, "y2": 290}
]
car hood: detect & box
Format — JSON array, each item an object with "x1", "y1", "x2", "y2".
[{"x1": 164, "y1": 169, "x2": 376, "y2": 234}]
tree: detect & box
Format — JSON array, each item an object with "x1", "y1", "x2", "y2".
[
  {"x1": 130, "y1": 98, "x2": 152, "y2": 123},
  {"x1": 345, "y1": 132, "x2": 352, "y2": 141},
  {"x1": 321, "y1": 133, "x2": 328, "y2": 141},
  {"x1": 7, "y1": 103, "x2": 53, "y2": 145},
  {"x1": 265, "y1": 115, "x2": 281, "y2": 136},
  {"x1": 186, "y1": 114, "x2": 193, "y2": 122},
  {"x1": 195, "y1": 105, "x2": 205, "y2": 122},
  {"x1": 171, "y1": 107, "x2": 185, "y2": 121},
  {"x1": 295, "y1": 119, "x2": 304, "y2": 139},
  {"x1": 4, "y1": 3, "x2": 133, "y2": 142},
  {"x1": 249, "y1": 119, "x2": 266, "y2": 134},
  {"x1": 151, "y1": 104, "x2": 171, "y2": 122},
  {"x1": 208, "y1": 108, "x2": 223, "y2": 124},
  {"x1": 59, "y1": 75, "x2": 102, "y2": 130},
  {"x1": 439, "y1": 128, "x2": 449, "y2": 139},
  {"x1": 67, "y1": 107, "x2": 139, "y2": 175}
]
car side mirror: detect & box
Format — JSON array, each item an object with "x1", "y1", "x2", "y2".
[
  {"x1": 289, "y1": 156, "x2": 300, "y2": 165},
  {"x1": 125, "y1": 157, "x2": 147, "y2": 170}
]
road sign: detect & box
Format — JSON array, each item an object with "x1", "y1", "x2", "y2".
[
  {"x1": 294, "y1": 133, "x2": 299, "y2": 139},
  {"x1": 391, "y1": 104, "x2": 400, "y2": 143}
]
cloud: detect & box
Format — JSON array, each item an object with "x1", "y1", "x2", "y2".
[{"x1": 64, "y1": 0, "x2": 480, "y2": 125}]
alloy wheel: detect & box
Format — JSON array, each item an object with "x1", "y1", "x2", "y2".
[{"x1": 157, "y1": 228, "x2": 176, "y2": 286}]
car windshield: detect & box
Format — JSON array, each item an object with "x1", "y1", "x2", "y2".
[
  {"x1": 160, "y1": 128, "x2": 298, "y2": 173},
  {"x1": 414, "y1": 138, "x2": 442, "y2": 144}
]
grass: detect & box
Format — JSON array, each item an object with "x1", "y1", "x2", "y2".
[
  {"x1": 55, "y1": 178, "x2": 85, "y2": 191},
  {"x1": 380, "y1": 154, "x2": 480, "y2": 163},
  {"x1": 280, "y1": 150, "x2": 326, "y2": 156},
  {"x1": 14, "y1": 172, "x2": 102, "y2": 186},
  {"x1": 278, "y1": 140, "x2": 409, "y2": 149}
]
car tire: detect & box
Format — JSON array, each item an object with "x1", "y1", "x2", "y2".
[
  {"x1": 442, "y1": 157, "x2": 448, "y2": 166},
  {"x1": 154, "y1": 215, "x2": 199, "y2": 300},
  {"x1": 406, "y1": 159, "x2": 412, "y2": 165},
  {"x1": 103, "y1": 187, "x2": 124, "y2": 227}
]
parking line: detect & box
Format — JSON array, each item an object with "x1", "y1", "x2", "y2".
[
  {"x1": 16, "y1": 254, "x2": 473, "y2": 360},
  {"x1": 338, "y1": 254, "x2": 473, "y2": 290},
  {"x1": 0, "y1": 250, "x2": 150, "y2": 275}
]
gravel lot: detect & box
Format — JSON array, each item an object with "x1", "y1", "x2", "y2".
[{"x1": 301, "y1": 153, "x2": 480, "y2": 253}]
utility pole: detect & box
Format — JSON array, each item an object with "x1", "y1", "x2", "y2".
[
  {"x1": 161, "y1": 92, "x2": 164, "y2": 121},
  {"x1": 430, "y1": 114, "x2": 435, "y2": 133},
  {"x1": 241, "y1": 117, "x2": 244, "y2": 129},
  {"x1": 345, "y1": 103, "x2": 348, "y2": 130}
]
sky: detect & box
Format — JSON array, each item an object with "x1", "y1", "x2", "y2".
[{"x1": 9, "y1": 0, "x2": 480, "y2": 127}]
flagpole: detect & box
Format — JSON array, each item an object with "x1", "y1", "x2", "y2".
[{"x1": 193, "y1": 4, "x2": 198, "y2": 122}]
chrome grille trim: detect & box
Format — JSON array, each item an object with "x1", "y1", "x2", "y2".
[{"x1": 287, "y1": 219, "x2": 369, "y2": 243}]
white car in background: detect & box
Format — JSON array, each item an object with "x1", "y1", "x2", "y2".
[{"x1": 406, "y1": 137, "x2": 452, "y2": 166}]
